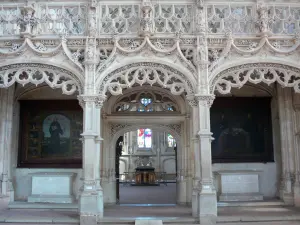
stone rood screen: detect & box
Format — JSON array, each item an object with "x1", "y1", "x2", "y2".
[{"x1": 1, "y1": 2, "x2": 300, "y2": 37}]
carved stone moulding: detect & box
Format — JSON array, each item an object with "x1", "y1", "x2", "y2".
[
  {"x1": 0, "y1": 63, "x2": 82, "y2": 95},
  {"x1": 98, "y1": 62, "x2": 195, "y2": 96},
  {"x1": 109, "y1": 123, "x2": 182, "y2": 139},
  {"x1": 210, "y1": 63, "x2": 300, "y2": 95}
]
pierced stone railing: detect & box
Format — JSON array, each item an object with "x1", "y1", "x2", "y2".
[{"x1": 0, "y1": 1, "x2": 300, "y2": 37}]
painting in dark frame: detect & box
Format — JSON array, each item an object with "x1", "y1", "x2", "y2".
[
  {"x1": 18, "y1": 100, "x2": 83, "y2": 168},
  {"x1": 210, "y1": 97, "x2": 274, "y2": 163}
]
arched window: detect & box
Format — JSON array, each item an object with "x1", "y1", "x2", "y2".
[
  {"x1": 167, "y1": 134, "x2": 176, "y2": 148},
  {"x1": 138, "y1": 128, "x2": 152, "y2": 148},
  {"x1": 114, "y1": 91, "x2": 179, "y2": 113}
]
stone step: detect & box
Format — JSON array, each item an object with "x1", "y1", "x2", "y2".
[
  {"x1": 135, "y1": 220, "x2": 163, "y2": 225},
  {"x1": 97, "y1": 218, "x2": 196, "y2": 224}
]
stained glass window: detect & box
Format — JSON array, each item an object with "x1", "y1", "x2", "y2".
[
  {"x1": 138, "y1": 128, "x2": 152, "y2": 148},
  {"x1": 167, "y1": 134, "x2": 176, "y2": 148},
  {"x1": 138, "y1": 97, "x2": 153, "y2": 112}
]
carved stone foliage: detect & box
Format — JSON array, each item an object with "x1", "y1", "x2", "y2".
[
  {"x1": 186, "y1": 94, "x2": 215, "y2": 108},
  {"x1": 0, "y1": 63, "x2": 81, "y2": 95},
  {"x1": 110, "y1": 123, "x2": 182, "y2": 138},
  {"x1": 113, "y1": 90, "x2": 179, "y2": 113},
  {"x1": 98, "y1": 62, "x2": 195, "y2": 96},
  {"x1": 78, "y1": 95, "x2": 106, "y2": 108},
  {"x1": 210, "y1": 63, "x2": 300, "y2": 95}
]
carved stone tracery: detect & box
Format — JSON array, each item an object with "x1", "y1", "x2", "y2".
[
  {"x1": 0, "y1": 63, "x2": 81, "y2": 95},
  {"x1": 211, "y1": 63, "x2": 300, "y2": 95},
  {"x1": 113, "y1": 90, "x2": 179, "y2": 113},
  {"x1": 98, "y1": 62, "x2": 195, "y2": 96},
  {"x1": 110, "y1": 123, "x2": 182, "y2": 138}
]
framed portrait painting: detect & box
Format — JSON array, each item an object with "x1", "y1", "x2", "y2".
[{"x1": 18, "y1": 100, "x2": 83, "y2": 168}]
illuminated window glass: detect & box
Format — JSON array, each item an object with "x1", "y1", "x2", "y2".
[
  {"x1": 141, "y1": 98, "x2": 152, "y2": 106},
  {"x1": 138, "y1": 98, "x2": 153, "y2": 112},
  {"x1": 137, "y1": 128, "x2": 152, "y2": 148},
  {"x1": 167, "y1": 134, "x2": 176, "y2": 148}
]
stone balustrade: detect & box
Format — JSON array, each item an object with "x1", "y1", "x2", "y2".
[{"x1": 0, "y1": 1, "x2": 299, "y2": 37}]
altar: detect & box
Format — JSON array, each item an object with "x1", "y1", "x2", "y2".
[{"x1": 132, "y1": 166, "x2": 159, "y2": 186}]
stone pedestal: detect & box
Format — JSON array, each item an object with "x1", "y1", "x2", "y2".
[
  {"x1": 217, "y1": 171, "x2": 263, "y2": 201},
  {"x1": 28, "y1": 172, "x2": 76, "y2": 203}
]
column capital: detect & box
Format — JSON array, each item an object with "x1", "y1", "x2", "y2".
[
  {"x1": 186, "y1": 94, "x2": 215, "y2": 108},
  {"x1": 77, "y1": 95, "x2": 107, "y2": 109},
  {"x1": 197, "y1": 131, "x2": 214, "y2": 142},
  {"x1": 195, "y1": 94, "x2": 215, "y2": 108}
]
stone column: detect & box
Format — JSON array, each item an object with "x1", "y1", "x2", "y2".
[
  {"x1": 78, "y1": 95, "x2": 106, "y2": 224},
  {"x1": 196, "y1": 95, "x2": 217, "y2": 224},
  {"x1": 0, "y1": 87, "x2": 15, "y2": 197},
  {"x1": 271, "y1": 97, "x2": 282, "y2": 199},
  {"x1": 177, "y1": 128, "x2": 187, "y2": 205},
  {"x1": 185, "y1": 113, "x2": 193, "y2": 205},
  {"x1": 291, "y1": 92, "x2": 300, "y2": 206},
  {"x1": 277, "y1": 86, "x2": 295, "y2": 205},
  {"x1": 187, "y1": 98, "x2": 200, "y2": 217}
]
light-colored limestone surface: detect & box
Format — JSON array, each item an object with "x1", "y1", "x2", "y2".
[{"x1": 1, "y1": 0, "x2": 300, "y2": 224}]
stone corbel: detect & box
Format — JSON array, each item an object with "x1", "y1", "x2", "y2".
[{"x1": 18, "y1": 1, "x2": 39, "y2": 38}]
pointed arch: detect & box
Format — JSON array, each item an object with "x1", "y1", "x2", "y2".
[
  {"x1": 0, "y1": 63, "x2": 83, "y2": 95},
  {"x1": 96, "y1": 60, "x2": 197, "y2": 97},
  {"x1": 209, "y1": 62, "x2": 300, "y2": 95}
]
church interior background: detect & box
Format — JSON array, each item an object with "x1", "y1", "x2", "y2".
[{"x1": 1, "y1": 0, "x2": 300, "y2": 224}]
